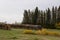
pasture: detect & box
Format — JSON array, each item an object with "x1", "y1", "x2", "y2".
[{"x1": 0, "y1": 28, "x2": 60, "y2": 40}]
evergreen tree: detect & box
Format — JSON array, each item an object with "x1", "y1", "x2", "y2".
[
  {"x1": 51, "y1": 6, "x2": 56, "y2": 28},
  {"x1": 22, "y1": 6, "x2": 60, "y2": 29},
  {"x1": 52, "y1": 6, "x2": 56, "y2": 24},
  {"x1": 36, "y1": 10, "x2": 41, "y2": 25},
  {"x1": 46, "y1": 8, "x2": 51, "y2": 28},
  {"x1": 22, "y1": 10, "x2": 30, "y2": 24},
  {"x1": 57, "y1": 6, "x2": 60, "y2": 23},
  {"x1": 40, "y1": 11, "x2": 44, "y2": 26},
  {"x1": 28, "y1": 9, "x2": 31, "y2": 24},
  {"x1": 30, "y1": 12, "x2": 34, "y2": 24},
  {"x1": 55, "y1": 6, "x2": 58, "y2": 23},
  {"x1": 43, "y1": 11, "x2": 46, "y2": 27},
  {"x1": 32, "y1": 7, "x2": 39, "y2": 25}
]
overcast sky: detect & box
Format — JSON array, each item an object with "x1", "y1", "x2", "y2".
[{"x1": 0, "y1": 0, "x2": 60, "y2": 23}]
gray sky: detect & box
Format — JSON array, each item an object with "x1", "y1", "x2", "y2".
[{"x1": 0, "y1": 0, "x2": 60, "y2": 23}]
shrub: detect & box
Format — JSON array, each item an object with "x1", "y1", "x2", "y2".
[
  {"x1": 46, "y1": 31, "x2": 54, "y2": 36},
  {"x1": 35, "y1": 30, "x2": 41, "y2": 35},
  {"x1": 35, "y1": 29, "x2": 47, "y2": 35},
  {"x1": 23, "y1": 29, "x2": 60, "y2": 37},
  {"x1": 52, "y1": 32, "x2": 60, "y2": 36},
  {"x1": 41, "y1": 29, "x2": 47, "y2": 35},
  {"x1": 46, "y1": 31, "x2": 60, "y2": 36},
  {"x1": 35, "y1": 29, "x2": 60, "y2": 36},
  {"x1": 23, "y1": 30, "x2": 34, "y2": 34}
]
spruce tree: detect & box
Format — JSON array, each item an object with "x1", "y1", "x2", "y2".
[
  {"x1": 43, "y1": 11, "x2": 46, "y2": 27},
  {"x1": 22, "y1": 10, "x2": 30, "y2": 24},
  {"x1": 32, "y1": 7, "x2": 39, "y2": 25},
  {"x1": 46, "y1": 8, "x2": 51, "y2": 28},
  {"x1": 57, "y1": 6, "x2": 60, "y2": 23},
  {"x1": 40, "y1": 11, "x2": 44, "y2": 26},
  {"x1": 52, "y1": 6, "x2": 56, "y2": 28},
  {"x1": 55, "y1": 6, "x2": 58, "y2": 23},
  {"x1": 36, "y1": 10, "x2": 41, "y2": 25}
]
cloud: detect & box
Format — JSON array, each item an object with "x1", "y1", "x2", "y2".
[{"x1": 0, "y1": 0, "x2": 60, "y2": 23}]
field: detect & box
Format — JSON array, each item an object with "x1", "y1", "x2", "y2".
[{"x1": 0, "y1": 28, "x2": 60, "y2": 40}]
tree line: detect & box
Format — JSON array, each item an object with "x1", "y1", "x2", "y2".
[{"x1": 22, "y1": 6, "x2": 60, "y2": 29}]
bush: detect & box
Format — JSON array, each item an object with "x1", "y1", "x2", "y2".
[
  {"x1": 23, "y1": 30, "x2": 34, "y2": 34},
  {"x1": 35, "y1": 29, "x2": 47, "y2": 35},
  {"x1": 52, "y1": 32, "x2": 60, "y2": 36},
  {"x1": 46, "y1": 31, "x2": 55, "y2": 36},
  {"x1": 23, "y1": 29, "x2": 60, "y2": 37},
  {"x1": 35, "y1": 30, "x2": 41, "y2": 35},
  {"x1": 35, "y1": 29, "x2": 60, "y2": 36},
  {"x1": 46, "y1": 32, "x2": 59, "y2": 36}
]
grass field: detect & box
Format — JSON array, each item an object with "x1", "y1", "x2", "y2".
[{"x1": 0, "y1": 28, "x2": 60, "y2": 40}]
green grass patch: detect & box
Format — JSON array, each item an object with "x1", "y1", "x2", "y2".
[{"x1": 0, "y1": 28, "x2": 60, "y2": 40}]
